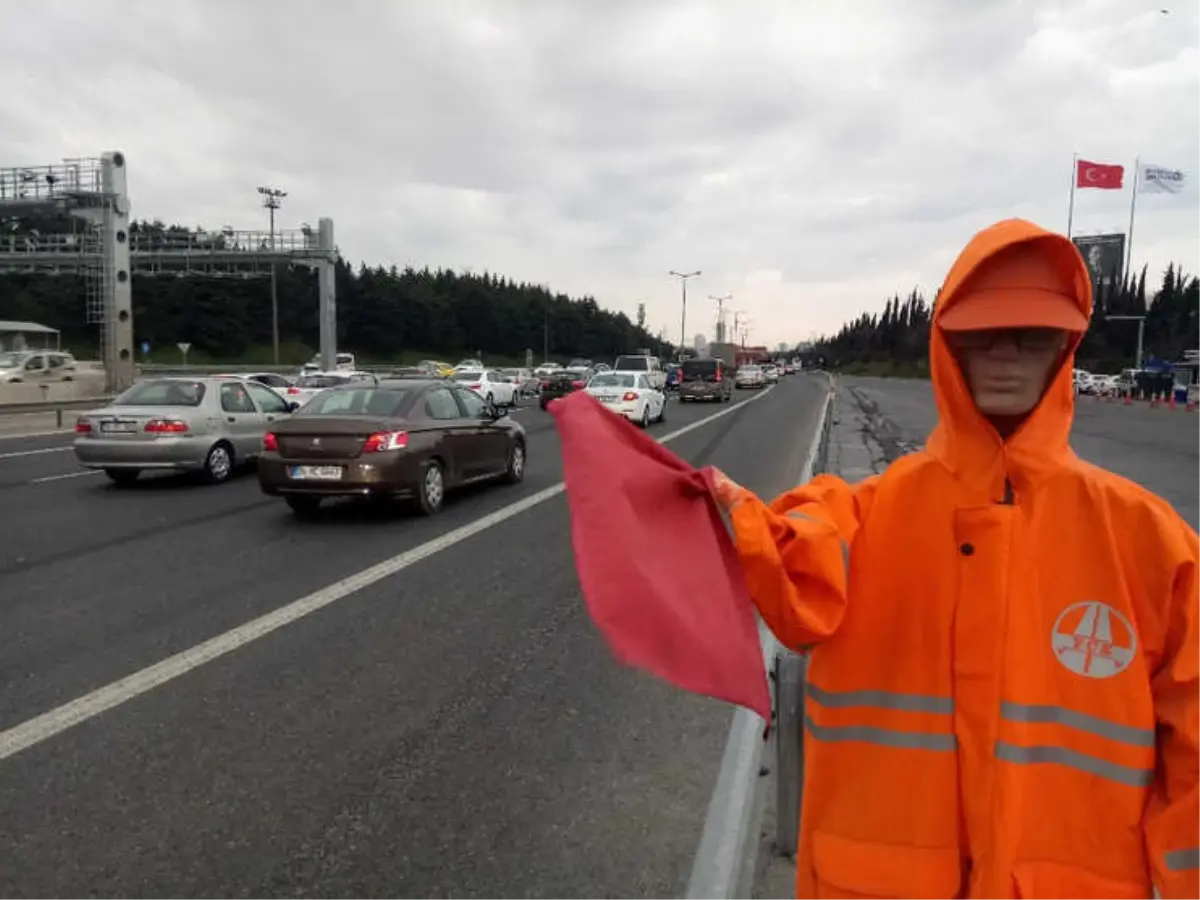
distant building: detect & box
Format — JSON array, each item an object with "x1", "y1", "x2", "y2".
[
  {"x1": 694, "y1": 333, "x2": 708, "y2": 354},
  {"x1": 777, "y1": 342, "x2": 790, "y2": 353}
]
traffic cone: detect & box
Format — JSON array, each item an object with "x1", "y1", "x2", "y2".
[
  {"x1": 1169, "y1": 393, "x2": 1176, "y2": 411},
  {"x1": 1124, "y1": 390, "x2": 1132, "y2": 405}
]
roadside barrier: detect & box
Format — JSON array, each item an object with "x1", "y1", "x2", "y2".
[{"x1": 686, "y1": 374, "x2": 836, "y2": 899}]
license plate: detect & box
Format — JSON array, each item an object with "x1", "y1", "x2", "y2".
[
  {"x1": 100, "y1": 421, "x2": 136, "y2": 433},
  {"x1": 289, "y1": 465, "x2": 343, "y2": 480},
  {"x1": 598, "y1": 394, "x2": 619, "y2": 403}
]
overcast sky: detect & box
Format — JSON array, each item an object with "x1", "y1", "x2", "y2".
[{"x1": 1, "y1": 0, "x2": 1196, "y2": 348}]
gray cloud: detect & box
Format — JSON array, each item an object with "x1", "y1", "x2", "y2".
[{"x1": 0, "y1": 0, "x2": 1195, "y2": 345}]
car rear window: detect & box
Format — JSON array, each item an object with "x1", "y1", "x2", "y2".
[
  {"x1": 297, "y1": 374, "x2": 350, "y2": 389},
  {"x1": 681, "y1": 360, "x2": 720, "y2": 381},
  {"x1": 590, "y1": 374, "x2": 635, "y2": 388},
  {"x1": 301, "y1": 388, "x2": 412, "y2": 417},
  {"x1": 614, "y1": 356, "x2": 650, "y2": 371},
  {"x1": 451, "y1": 371, "x2": 483, "y2": 382},
  {"x1": 740, "y1": 365, "x2": 761, "y2": 374},
  {"x1": 113, "y1": 380, "x2": 206, "y2": 406}
]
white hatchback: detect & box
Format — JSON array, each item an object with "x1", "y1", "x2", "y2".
[{"x1": 585, "y1": 371, "x2": 666, "y2": 427}]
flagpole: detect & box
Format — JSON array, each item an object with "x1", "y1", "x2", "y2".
[
  {"x1": 1125, "y1": 156, "x2": 1139, "y2": 276},
  {"x1": 1067, "y1": 152, "x2": 1078, "y2": 237}
]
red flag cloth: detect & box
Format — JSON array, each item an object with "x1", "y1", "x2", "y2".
[
  {"x1": 1076, "y1": 159, "x2": 1125, "y2": 190},
  {"x1": 549, "y1": 391, "x2": 771, "y2": 720}
]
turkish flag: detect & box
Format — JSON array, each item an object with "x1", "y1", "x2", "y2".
[
  {"x1": 1076, "y1": 159, "x2": 1125, "y2": 190},
  {"x1": 549, "y1": 391, "x2": 772, "y2": 720}
]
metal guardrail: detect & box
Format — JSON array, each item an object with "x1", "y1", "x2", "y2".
[{"x1": 685, "y1": 375, "x2": 837, "y2": 899}]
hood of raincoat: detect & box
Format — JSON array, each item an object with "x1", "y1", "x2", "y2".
[{"x1": 925, "y1": 218, "x2": 1093, "y2": 496}]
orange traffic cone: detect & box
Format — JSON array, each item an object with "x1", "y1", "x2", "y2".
[
  {"x1": 1124, "y1": 390, "x2": 1133, "y2": 405},
  {"x1": 1169, "y1": 393, "x2": 1176, "y2": 411},
  {"x1": 1150, "y1": 392, "x2": 1160, "y2": 408}
]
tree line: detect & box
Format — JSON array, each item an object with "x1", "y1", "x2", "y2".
[
  {"x1": 0, "y1": 219, "x2": 674, "y2": 364},
  {"x1": 812, "y1": 264, "x2": 1198, "y2": 374}
]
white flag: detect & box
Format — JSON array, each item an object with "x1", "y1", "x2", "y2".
[{"x1": 1138, "y1": 163, "x2": 1187, "y2": 194}]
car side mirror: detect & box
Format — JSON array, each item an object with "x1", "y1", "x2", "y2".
[
  {"x1": 287, "y1": 401, "x2": 301, "y2": 412},
  {"x1": 483, "y1": 401, "x2": 503, "y2": 420}
]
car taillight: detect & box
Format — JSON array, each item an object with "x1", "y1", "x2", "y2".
[
  {"x1": 286, "y1": 387, "x2": 300, "y2": 395},
  {"x1": 622, "y1": 391, "x2": 638, "y2": 401},
  {"x1": 362, "y1": 430, "x2": 409, "y2": 453},
  {"x1": 468, "y1": 383, "x2": 481, "y2": 391},
  {"x1": 144, "y1": 419, "x2": 188, "y2": 434},
  {"x1": 262, "y1": 432, "x2": 279, "y2": 452},
  {"x1": 75, "y1": 419, "x2": 92, "y2": 433},
  {"x1": 572, "y1": 380, "x2": 585, "y2": 389},
  {"x1": 713, "y1": 370, "x2": 722, "y2": 382}
]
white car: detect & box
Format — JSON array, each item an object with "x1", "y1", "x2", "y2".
[
  {"x1": 534, "y1": 362, "x2": 562, "y2": 377},
  {"x1": 284, "y1": 370, "x2": 377, "y2": 408},
  {"x1": 450, "y1": 369, "x2": 518, "y2": 407},
  {"x1": 763, "y1": 365, "x2": 780, "y2": 384},
  {"x1": 586, "y1": 371, "x2": 666, "y2": 427}
]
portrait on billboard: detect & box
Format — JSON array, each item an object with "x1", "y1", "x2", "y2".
[{"x1": 1072, "y1": 233, "x2": 1125, "y2": 292}]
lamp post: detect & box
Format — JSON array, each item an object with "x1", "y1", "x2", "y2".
[
  {"x1": 257, "y1": 185, "x2": 287, "y2": 365},
  {"x1": 669, "y1": 270, "x2": 701, "y2": 360}
]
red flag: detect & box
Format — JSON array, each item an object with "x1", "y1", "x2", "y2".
[
  {"x1": 549, "y1": 391, "x2": 771, "y2": 720},
  {"x1": 1076, "y1": 159, "x2": 1125, "y2": 190}
]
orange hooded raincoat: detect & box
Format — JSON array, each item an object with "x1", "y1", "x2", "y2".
[{"x1": 727, "y1": 219, "x2": 1199, "y2": 898}]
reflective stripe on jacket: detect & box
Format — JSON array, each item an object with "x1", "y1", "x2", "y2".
[{"x1": 727, "y1": 219, "x2": 1200, "y2": 899}]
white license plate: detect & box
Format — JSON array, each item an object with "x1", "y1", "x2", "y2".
[
  {"x1": 100, "y1": 421, "x2": 137, "y2": 433},
  {"x1": 597, "y1": 394, "x2": 619, "y2": 403},
  {"x1": 289, "y1": 465, "x2": 343, "y2": 480}
]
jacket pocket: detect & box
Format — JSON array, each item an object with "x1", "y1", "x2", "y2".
[
  {"x1": 1012, "y1": 860, "x2": 1148, "y2": 899},
  {"x1": 813, "y1": 831, "x2": 963, "y2": 899}
]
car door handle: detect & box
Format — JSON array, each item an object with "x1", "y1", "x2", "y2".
[{"x1": 226, "y1": 416, "x2": 237, "y2": 423}]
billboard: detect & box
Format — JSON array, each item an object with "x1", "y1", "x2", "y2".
[{"x1": 1072, "y1": 233, "x2": 1125, "y2": 294}]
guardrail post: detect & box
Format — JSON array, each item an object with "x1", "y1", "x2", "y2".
[{"x1": 773, "y1": 649, "x2": 807, "y2": 856}]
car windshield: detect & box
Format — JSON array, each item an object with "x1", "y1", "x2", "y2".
[
  {"x1": 300, "y1": 387, "x2": 412, "y2": 417},
  {"x1": 113, "y1": 380, "x2": 206, "y2": 406},
  {"x1": 741, "y1": 366, "x2": 761, "y2": 374},
  {"x1": 296, "y1": 374, "x2": 350, "y2": 389},
  {"x1": 614, "y1": 356, "x2": 650, "y2": 371},
  {"x1": 590, "y1": 374, "x2": 635, "y2": 388},
  {"x1": 451, "y1": 372, "x2": 483, "y2": 382}
]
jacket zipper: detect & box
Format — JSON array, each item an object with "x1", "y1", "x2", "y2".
[{"x1": 999, "y1": 476, "x2": 1014, "y2": 505}]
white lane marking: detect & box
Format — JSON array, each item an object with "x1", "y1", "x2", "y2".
[
  {"x1": 0, "y1": 430, "x2": 74, "y2": 442},
  {"x1": 0, "y1": 445, "x2": 73, "y2": 460},
  {"x1": 30, "y1": 470, "x2": 102, "y2": 484},
  {"x1": 0, "y1": 385, "x2": 777, "y2": 763}
]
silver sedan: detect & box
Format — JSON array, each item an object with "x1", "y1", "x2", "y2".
[{"x1": 73, "y1": 377, "x2": 296, "y2": 485}]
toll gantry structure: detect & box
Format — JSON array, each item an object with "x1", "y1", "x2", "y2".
[{"x1": 0, "y1": 151, "x2": 339, "y2": 394}]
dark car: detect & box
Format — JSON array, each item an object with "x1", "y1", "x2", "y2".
[
  {"x1": 258, "y1": 378, "x2": 526, "y2": 517},
  {"x1": 678, "y1": 358, "x2": 733, "y2": 402},
  {"x1": 539, "y1": 370, "x2": 589, "y2": 410}
]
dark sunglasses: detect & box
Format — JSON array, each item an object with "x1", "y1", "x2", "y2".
[{"x1": 946, "y1": 327, "x2": 1066, "y2": 352}]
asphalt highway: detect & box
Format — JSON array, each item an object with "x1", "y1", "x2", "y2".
[{"x1": 0, "y1": 376, "x2": 830, "y2": 898}]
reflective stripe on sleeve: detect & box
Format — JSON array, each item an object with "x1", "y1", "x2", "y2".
[
  {"x1": 1165, "y1": 848, "x2": 1200, "y2": 872},
  {"x1": 785, "y1": 509, "x2": 849, "y2": 572}
]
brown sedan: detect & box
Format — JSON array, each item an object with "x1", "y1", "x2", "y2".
[{"x1": 257, "y1": 378, "x2": 527, "y2": 516}]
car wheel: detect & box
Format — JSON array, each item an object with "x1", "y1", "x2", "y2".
[
  {"x1": 657, "y1": 399, "x2": 666, "y2": 423},
  {"x1": 504, "y1": 440, "x2": 526, "y2": 484},
  {"x1": 203, "y1": 442, "x2": 234, "y2": 484},
  {"x1": 639, "y1": 405, "x2": 650, "y2": 428},
  {"x1": 285, "y1": 495, "x2": 322, "y2": 517},
  {"x1": 105, "y1": 468, "x2": 140, "y2": 485},
  {"x1": 416, "y1": 459, "x2": 445, "y2": 516}
]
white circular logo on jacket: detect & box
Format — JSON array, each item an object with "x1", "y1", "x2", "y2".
[{"x1": 1051, "y1": 601, "x2": 1137, "y2": 679}]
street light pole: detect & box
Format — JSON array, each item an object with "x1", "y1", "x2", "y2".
[
  {"x1": 670, "y1": 269, "x2": 701, "y2": 359},
  {"x1": 710, "y1": 294, "x2": 732, "y2": 343},
  {"x1": 257, "y1": 185, "x2": 287, "y2": 365}
]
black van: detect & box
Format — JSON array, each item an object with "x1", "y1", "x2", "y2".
[{"x1": 679, "y1": 358, "x2": 732, "y2": 402}]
